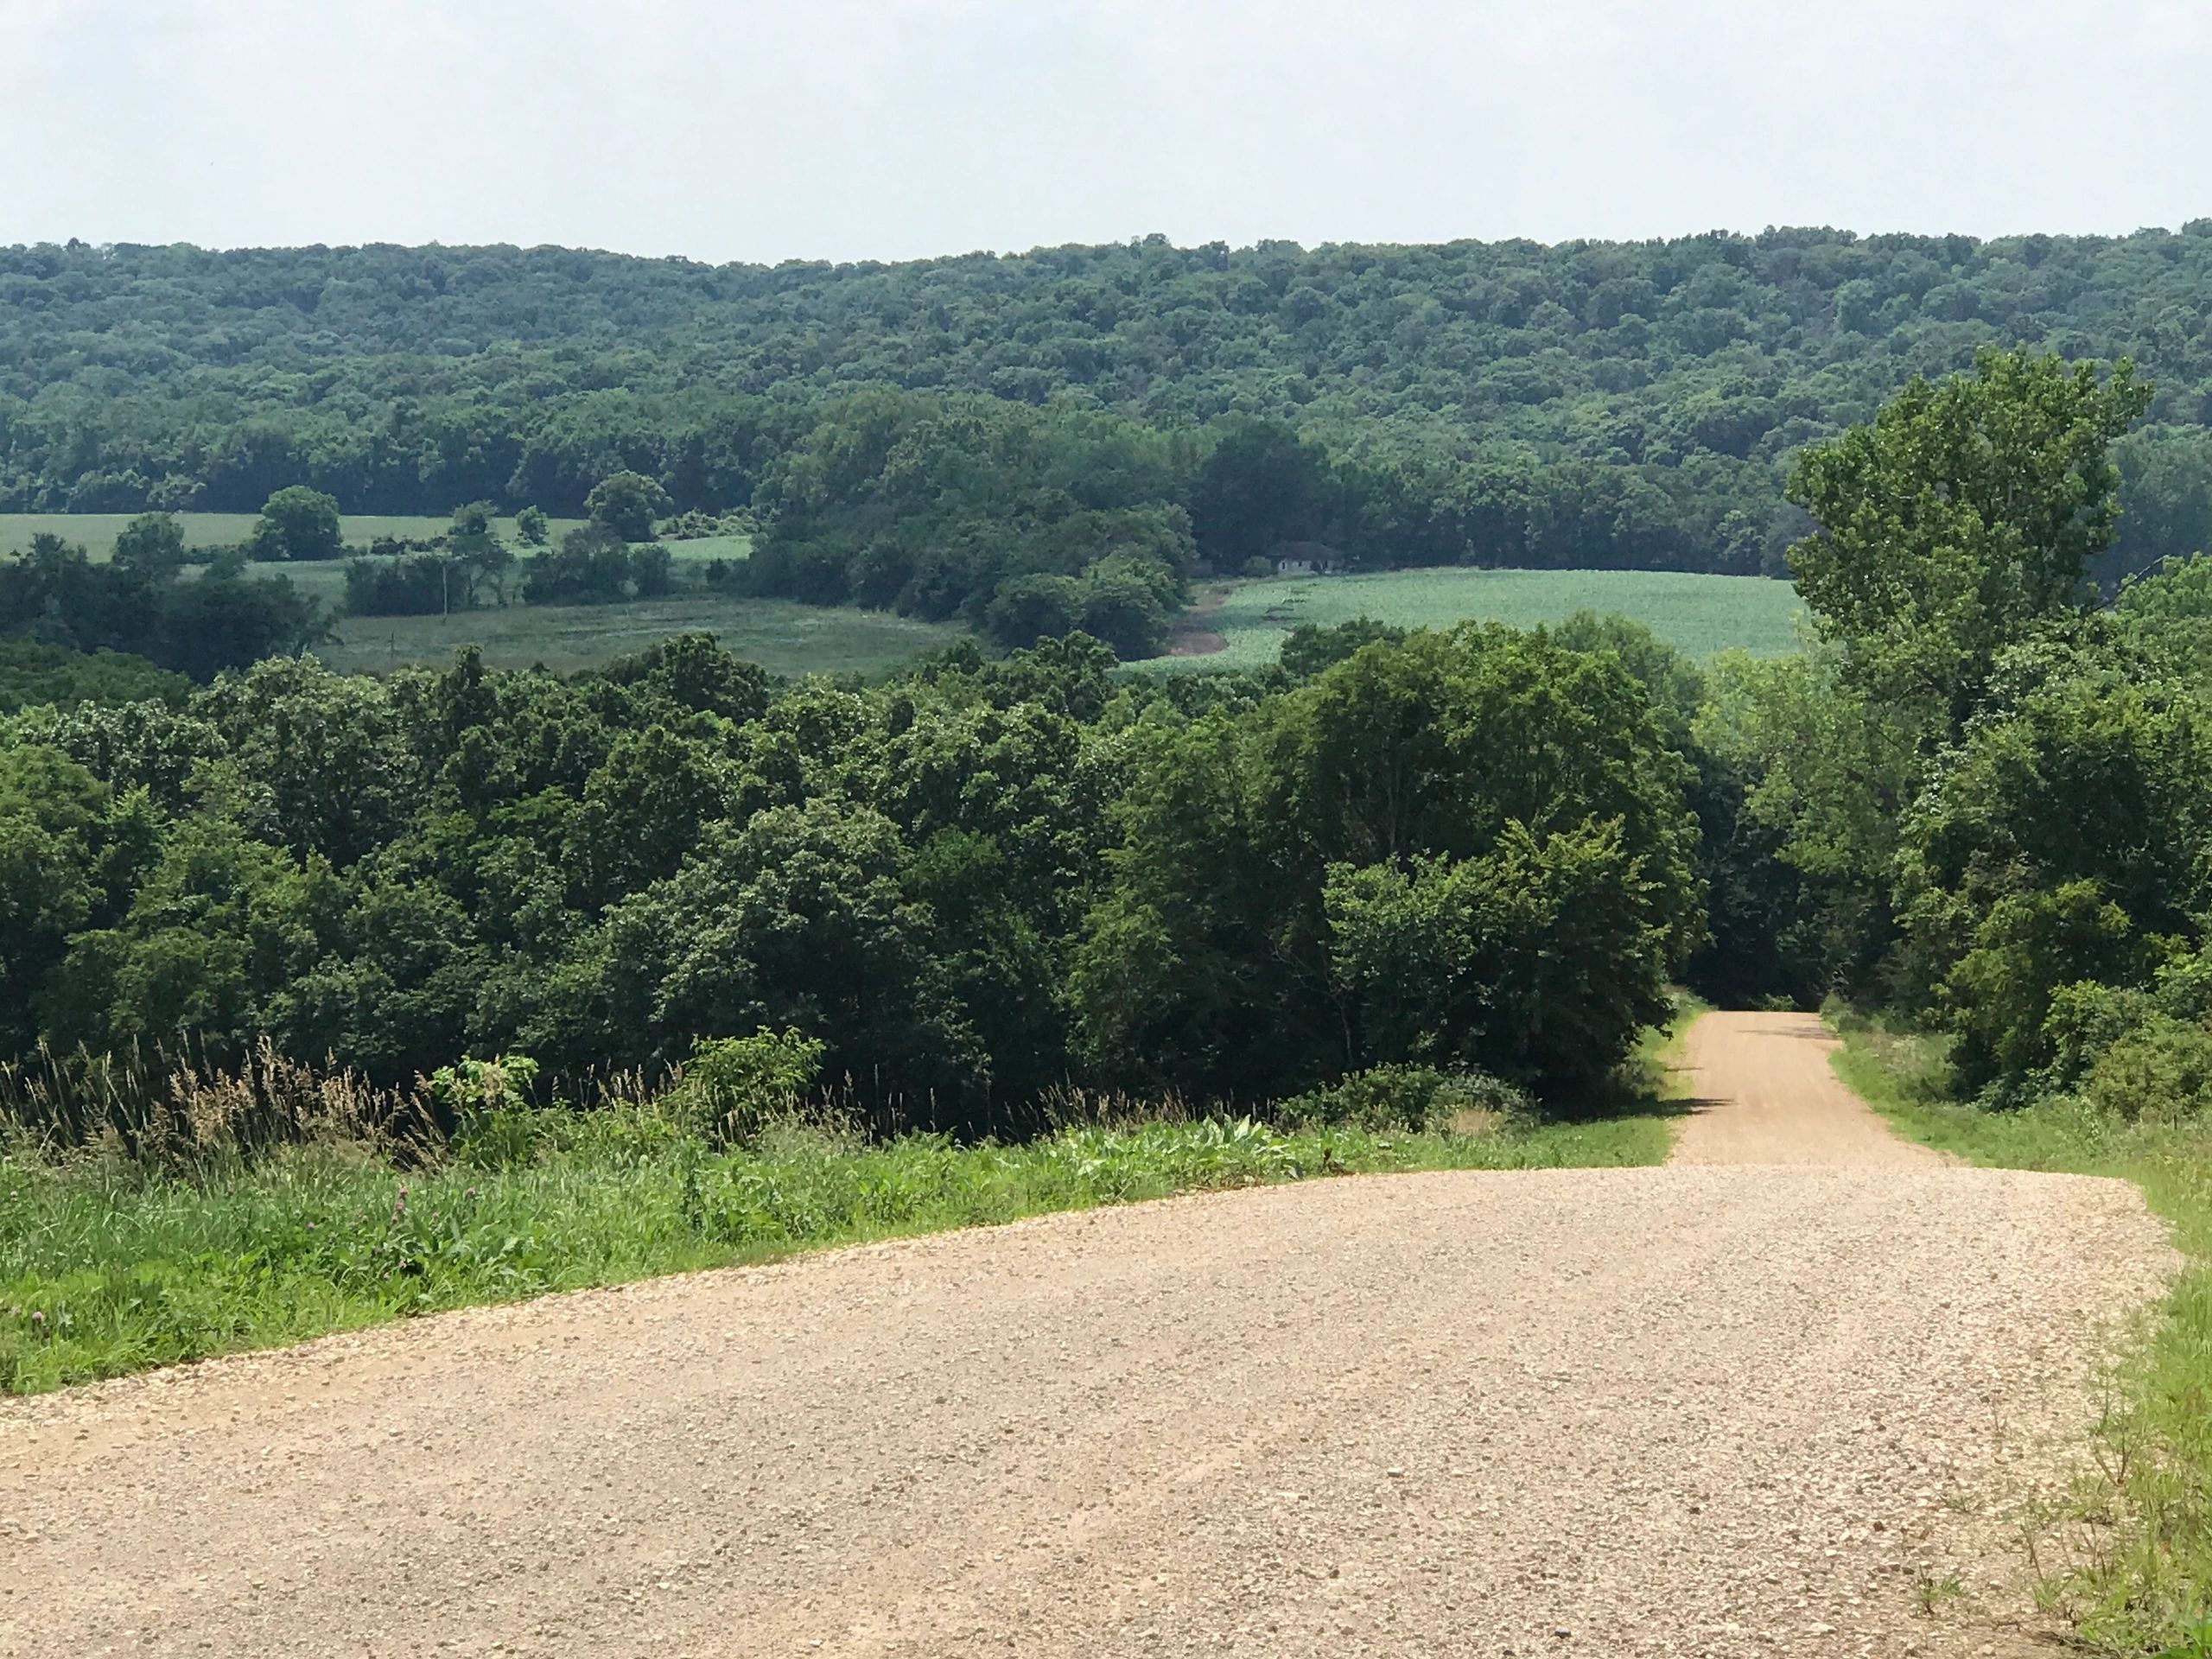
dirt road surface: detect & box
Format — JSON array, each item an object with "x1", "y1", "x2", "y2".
[
  {"x1": 1672, "y1": 1009, "x2": 1948, "y2": 1166},
  {"x1": 0, "y1": 1013, "x2": 2177, "y2": 1657}
]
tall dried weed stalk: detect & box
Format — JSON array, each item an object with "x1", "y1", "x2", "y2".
[{"x1": 0, "y1": 1037, "x2": 436, "y2": 1170}]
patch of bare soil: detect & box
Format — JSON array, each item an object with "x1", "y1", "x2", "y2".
[
  {"x1": 1167, "y1": 628, "x2": 1227, "y2": 657},
  {"x1": 1166, "y1": 585, "x2": 1233, "y2": 656}
]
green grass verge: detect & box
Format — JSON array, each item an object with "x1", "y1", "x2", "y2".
[
  {"x1": 1145, "y1": 568, "x2": 1808, "y2": 673},
  {"x1": 1, "y1": 1105, "x2": 1672, "y2": 1397},
  {"x1": 1828, "y1": 1017, "x2": 2212, "y2": 1656}
]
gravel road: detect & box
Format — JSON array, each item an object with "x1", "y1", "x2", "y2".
[{"x1": 0, "y1": 1013, "x2": 2177, "y2": 1657}]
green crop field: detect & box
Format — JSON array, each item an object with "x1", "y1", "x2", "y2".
[
  {"x1": 661, "y1": 532, "x2": 753, "y2": 565},
  {"x1": 0, "y1": 511, "x2": 811, "y2": 677},
  {"x1": 1147, "y1": 568, "x2": 1807, "y2": 671},
  {"x1": 0, "y1": 512, "x2": 586, "y2": 559},
  {"x1": 315, "y1": 590, "x2": 963, "y2": 679}
]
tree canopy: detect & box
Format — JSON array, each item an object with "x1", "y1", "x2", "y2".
[
  {"x1": 0, "y1": 621, "x2": 1707, "y2": 1132},
  {"x1": 11, "y1": 228, "x2": 2212, "y2": 587},
  {"x1": 1, "y1": 529, "x2": 327, "y2": 681},
  {"x1": 1788, "y1": 349, "x2": 2149, "y2": 735},
  {"x1": 245, "y1": 486, "x2": 346, "y2": 563},
  {"x1": 1702, "y1": 347, "x2": 2212, "y2": 1115}
]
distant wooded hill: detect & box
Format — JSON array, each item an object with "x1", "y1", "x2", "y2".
[{"x1": 6, "y1": 229, "x2": 2212, "y2": 598}]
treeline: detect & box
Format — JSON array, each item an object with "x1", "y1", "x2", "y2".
[
  {"x1": 3, "y1": 491, "x2": 686, "y2": 684},
  {"x1": 738, "y1": 390, "x2": 1770, "y2": 654},
  {"x1": 11, "y1": 232, "x2": 2212, "y2": 585},
  {"x1": 0, "y1": 620, "x2": 1706, "y2": 1135},
  {"x1": 0, "y1": 522, "x2": 328, "y2": 682},
  {"x1": 1705, "y1": 348, "x2": 2212, "y2": 1121}
]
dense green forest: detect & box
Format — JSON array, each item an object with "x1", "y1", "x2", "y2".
[
  {"x1": 10, "y1": 232, "x2": 2212, "y2": 649},
  {"x1": 0, "y1": 619, "x2": 1705, "y2": 1139},
  {"x1": 8, "y1": 343, "x2": 2212, "y2": 1134},
  {"x1": 8, "y1": 311, "x2": 2210, "y2": 1127}
]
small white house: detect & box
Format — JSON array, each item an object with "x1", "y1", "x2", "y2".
[{"x1": 1273, "y1": 542, "x2": 1344, "y2": 577}]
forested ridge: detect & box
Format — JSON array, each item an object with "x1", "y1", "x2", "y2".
[{"x1": 12, "y1": 229, "x2": 2212, "y2": 596}]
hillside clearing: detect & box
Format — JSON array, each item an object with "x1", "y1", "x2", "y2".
[
  {"x1": 1147, "y1": 568, "x2": 1806, "y2": 671},
  {"x1": 312, "y1": 589, "x2": 962, "y2": 678}
]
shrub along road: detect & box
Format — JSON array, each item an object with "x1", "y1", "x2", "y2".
[{"x1": 0, "y1": 1014, "x2": 2174, "y2": 1656}]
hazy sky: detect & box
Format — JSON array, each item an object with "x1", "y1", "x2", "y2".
[{"x1": 3, "y1": 0, "x2": 2208, "y2": 264}]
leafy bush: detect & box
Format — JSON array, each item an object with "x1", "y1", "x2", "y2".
[
  {"x1": 345, "y1": 554, "x2": 456, "y2": 616},
  {"x1": 631, "y1": 543, "x2": 673, "y2": 598},
  {"x1": 660, "y1": 1029, "x2": 826, "y2": 1147},
  {"x1": 428, "y1": 1054, "x2": 539, "y2": 1143},
  {"x1": 585, "y1": 471, "x2": 672, "y2": 542},
  {"x1": 521, "y1": 525, "x2": 659, "y2": 604},
  {"x1": 2044, "y1": 980, "x2": 2162, "y2": 1089},
  {"x1": 439, "y1": 1055, "x2": 708, "y2": 1171},
  {"x1": 245, "y1": 486, "x2": 345, "y2": 563},
  {"x1": 1276, "y1": 1064, "x2": 1529, "y2": 1134},
  {"x1": 660, "y1": 510, "x2": 737, "y2": 541},
  {"x1": 2082, "y1": 1014, "x2": 2212, "y2": 1122}
]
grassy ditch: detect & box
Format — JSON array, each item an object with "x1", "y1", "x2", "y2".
[
  {"x1": 1, "y1": 1057, "x2": 1681, "y2": 1398},
  {"x1": 1829, "y1": 1014, "x2": 2212, "y2": 1656}
]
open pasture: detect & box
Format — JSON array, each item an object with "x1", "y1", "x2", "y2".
[
  {"x1": 315, "y1": 589, "x2": 963, "y2": 679},
  {"x1": 1153, "y1": 568, "x2": 1808, "y2": 671}
]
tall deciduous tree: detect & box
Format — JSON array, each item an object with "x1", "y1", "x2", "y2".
[
  {"x1": 1787, "y1": 348, "x2": 2150, "y2": 741},
  {"x1": 246, "y1": 486, "x2": 346, "y2": 563},
  {"x1": 1071, "y1": 626, "x2": 1703, "y2": 1098},
  {"x1": 111, "y1": 512, "x2": 188, "y2": 579},
  {"x1": 585, "y1": 471, "x2": 671, "y2": 542}
]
